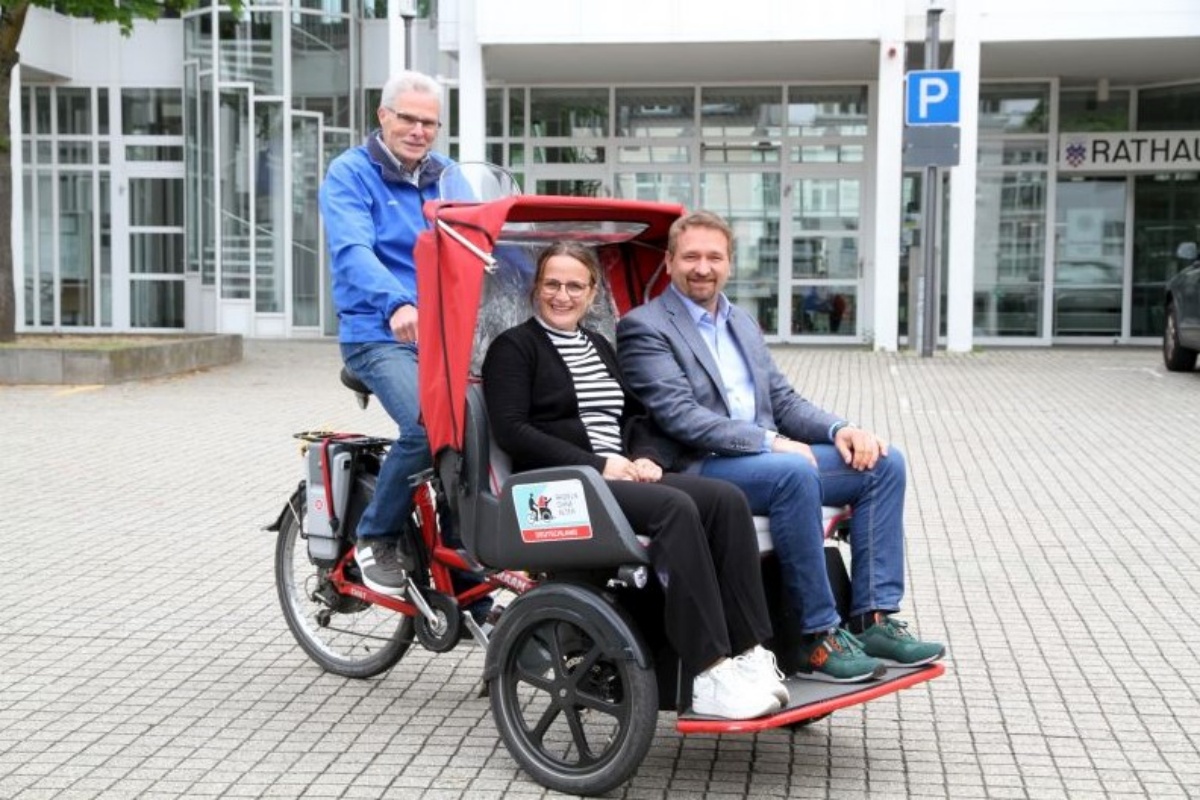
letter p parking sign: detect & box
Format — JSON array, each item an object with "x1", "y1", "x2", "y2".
[{"x1": 906, "y1": 70, "x2": 960, "y2": 126}]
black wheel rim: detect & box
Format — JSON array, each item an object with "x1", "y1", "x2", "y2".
[{"x1": 499, "y1": 618, "x2": 631, "y2": 773}]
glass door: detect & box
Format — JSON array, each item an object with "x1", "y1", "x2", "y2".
[
  {"x1": 292, "y1": 112, "x2": 324, "y2": 330},
  {"x1": 784, "y1": 166, "x2": 865, "y2": 339},
  {"x1": 125, "y1": 162, "x2": 186, "y2": 328},
  {"x1": 700, "y1": 171, "x2": 783, "y2": 336},
  {"x1": 1053, "y1": 177, "x2": 1126, "y2": 338},
  {"x1": 899, "y1": 170, "x2": 951, "y2": 344},
  {"x1": 1132, "y1": 172, "x2": 1200, "y2": 338}
]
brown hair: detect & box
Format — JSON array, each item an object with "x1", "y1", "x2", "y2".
[
  {"x1": 530, "y1": 241, "x2": 601, "y2": 304},
  {"x1": 667, "y1": 210, "x2": 734, "y2": 257}
]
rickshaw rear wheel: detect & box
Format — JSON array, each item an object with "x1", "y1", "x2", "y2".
[
  {"x1": 275, "y1": 473, "x2": 414, "y2": 678},
  {"x1": 487, "y1": 584, "x2": 657, "y2": 796}
]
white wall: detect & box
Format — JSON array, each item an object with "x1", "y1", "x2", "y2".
[
  {"x1": 116, "y1": 21, "x2": 187, "y2": 87},
  {"x1": 978, "y1": 0, "x2": 1200, "y2": 40},
  {"x1": 474, "y1": 0, "x2": 1200, "y2": 45},
  {"x1": 475, "y1": 0, "x2": 901, "y2": 44},
  {"x1": 19, "y1": 7, "x2": 75, "y2": 79},
  {"x1": 21, "y1": 11, "x2": 184, "y2": 86}
]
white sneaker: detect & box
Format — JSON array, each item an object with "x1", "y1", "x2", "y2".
[
  {"x1": 691, "y1": 658, "x2": 782, "y2": 719},
  {"x1": 735, "y1": 646, "x2": 790, "y2": 706}
]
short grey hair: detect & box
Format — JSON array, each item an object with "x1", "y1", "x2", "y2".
[{"x1": 379, "y1": 70, "x2": 443, "y2": 110}]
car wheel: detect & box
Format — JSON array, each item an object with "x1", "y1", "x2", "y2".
[{"x1": 1163, "y1": 302, "x2": 1198, "y2": 372}]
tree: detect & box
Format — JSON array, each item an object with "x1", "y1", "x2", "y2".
[{"x1": 0, "y1": 0, "x2": 199, "y2": 342}]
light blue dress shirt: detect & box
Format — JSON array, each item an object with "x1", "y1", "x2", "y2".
[{"x1": 669, "y1": 285, "x2": 775, "y2": 450}]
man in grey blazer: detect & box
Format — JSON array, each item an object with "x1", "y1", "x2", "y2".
[{"x1": 617, "y1": 210, "x2": 943, "y2": 683}]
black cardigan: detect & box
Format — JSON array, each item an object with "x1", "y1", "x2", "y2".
[{"x1": 480, "y1": 317, "x2": 678, "y2": 475}]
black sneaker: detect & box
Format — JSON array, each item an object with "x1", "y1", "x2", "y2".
[{"x1": 354, "y1": 539, "x2": 408, "y2": 596}]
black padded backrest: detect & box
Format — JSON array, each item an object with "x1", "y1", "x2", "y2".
[
  {"x1": 456, "y1": 383, "x2": 501, "y2": 561},
  {"x1": 463, "y1": 384, "x2": 492, "y2": 496}
]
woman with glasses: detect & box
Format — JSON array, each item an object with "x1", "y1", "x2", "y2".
[{"x1": 481, "y1": 241, "x2": 789, "y2": 720}]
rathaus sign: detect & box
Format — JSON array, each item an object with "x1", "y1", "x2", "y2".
[{"x1": 1059, "y1": 131, "x2": 1200, "y2": 172}]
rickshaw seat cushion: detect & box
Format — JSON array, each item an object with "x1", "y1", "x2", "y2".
[
  {"x1": 638, "y1": 510, "x2": 841, "y2": 554},
  {"x1": 460, "y1": 384, "x2": 847, "y2": 567}
]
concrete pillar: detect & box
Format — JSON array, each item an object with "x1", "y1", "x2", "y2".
[
  {"x1": 10, "y1": 62, "x2": 23, "y2": 330},
  {"x1": 946, "y1": 0, "x2": 981, "y2": 352},
  {"x1": 456, "y1": 0, "x2": 486, "y2": 163},
  {"x1": 870, "y1": 1, "x2": 906, "y2": 351}
]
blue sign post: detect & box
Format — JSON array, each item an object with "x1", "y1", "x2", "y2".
[{"x1": 906, "y1": 70, "x2": 961, "y2": 126}]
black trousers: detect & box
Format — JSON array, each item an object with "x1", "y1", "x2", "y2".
[{"x1": 607, "y1": 473, "x2": 773, "y2": 675}]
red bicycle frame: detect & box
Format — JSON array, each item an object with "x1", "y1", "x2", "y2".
[{"x1": 326, "y1": 476, "x2": 537, "y2": 616}]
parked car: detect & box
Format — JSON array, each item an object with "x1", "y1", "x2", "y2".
[{"x1": 1164, "y1": 241, "x2": 1200, "y2": 372}]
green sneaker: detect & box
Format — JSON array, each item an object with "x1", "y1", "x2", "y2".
[
  {"x1": 856, "y1": 615, "x2": 945, "y2": 666},
  {"x1": 794, "y1": 628, "x2": 886, "y2": 683}
]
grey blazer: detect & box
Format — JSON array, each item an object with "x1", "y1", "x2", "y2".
[{"x1": 616, "y1": 288, "x2": 843, "y2": 471}]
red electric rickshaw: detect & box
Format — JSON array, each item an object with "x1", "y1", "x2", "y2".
[{"x1": 271, "y1": 173, "x2": 944, "y2": 796}]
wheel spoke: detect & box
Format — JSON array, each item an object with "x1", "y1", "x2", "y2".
[
  {"x1": 568, "y1": 643, "x2": 603, "y2": 684},
  {"x1": 573, "y1": 688, "x2": 621, "y2": 717},
  {"x1": 527, "y1": 695, "x2": 564, "y2": 745},
  {"x1": 567, "y1": 646, "x2": 622, "y2": 716},
  {"x1": 546, "y1": 621, "x2": 571, "y2": 678},
  {"x1": 562, "y1": 705, "x2": 601, "y2": 765},
  {"x1": 513, "y1": 659, "x2": 556, "y2": 692}
]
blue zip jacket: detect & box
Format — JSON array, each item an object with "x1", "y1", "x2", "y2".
[{"x1": 318, "y1": 132, "x2": 457, "y2": 344}]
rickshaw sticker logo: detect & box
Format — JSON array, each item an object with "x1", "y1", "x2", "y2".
[{"x1": 514, "y1": 479, "x2": 594, "y2": 543}]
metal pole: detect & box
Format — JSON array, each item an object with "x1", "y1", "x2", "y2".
[
  {"x1": 402, "y1": 13, "x2": 414, "y2": 70},
  {"x1": 920, "y1": 7, "x2": 943, "y2": 357}
]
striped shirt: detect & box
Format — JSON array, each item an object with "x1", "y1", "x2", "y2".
[{"x1": 541, "y1": 324, "x2": 625, "y2": 456}]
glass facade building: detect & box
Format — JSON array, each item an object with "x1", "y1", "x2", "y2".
[{"x1": 12, "y1": 1, "x2": 1200, "y2": 349}]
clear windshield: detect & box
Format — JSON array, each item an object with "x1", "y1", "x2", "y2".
[{"x1": 470, "y1": 239, "x2": 620, "y2": 375}]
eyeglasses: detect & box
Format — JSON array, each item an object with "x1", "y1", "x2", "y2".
[
  {"x1": 384, "y1": 108, "x2": 442, "y2": 134},
  {"x1": 540, "y1": 279, "x2": 592, "y2": 298}
]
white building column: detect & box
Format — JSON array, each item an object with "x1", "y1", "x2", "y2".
[
  {"x1": 9, "y1": 62, "x2": 23, "y2": 330},
  {"x1": 870, "y1": 3, "x2": 906, "y2": 351},
  {"x1": 455, "y1": 0, "x2": 485, "y2": 163},
  {"x1": 946, "y1": 0, "x2": 981, "y2": 352}
]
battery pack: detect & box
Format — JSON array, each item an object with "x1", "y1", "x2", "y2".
[{"x1": 304, "y1": 441, "x2": 354, "y2": 564}]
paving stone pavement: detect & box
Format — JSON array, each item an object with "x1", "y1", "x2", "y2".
[{"x1": 2, "y1": 340, "x2": 1198, "y2": 800}]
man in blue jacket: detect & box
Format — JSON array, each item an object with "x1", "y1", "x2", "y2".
[
  {"x1": 318, "y1": 70, "x2": 456, "y2": 595},
  {"x1": 617, "y1": 210, "x2": 944, "y2": 682}
]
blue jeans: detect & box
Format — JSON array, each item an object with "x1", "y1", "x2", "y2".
[
  {"x1": 699, "y1": 445, "x2": 907, "y2": 633},
  {"x1": 340, "y1": 342, "x2": 432, "y2": 541}
]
